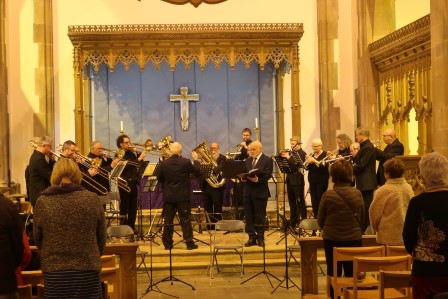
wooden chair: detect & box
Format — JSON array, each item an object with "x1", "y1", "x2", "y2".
[
  {"x1": 21, "y1": 270, "x2": 44, "y2": 286},
  {"x1": 100, "y1": 254, "x2": 119, "y2": 299},
  {"x1": 17, "y1": 284, "x2": 32, "y2": 299},
  {"x1": 379, "y1": 270, "x2": 412, "y2": 299},
  {"x1": 385, "y1": 245, "x2": 409, "y2": 257},
  {"x1": 346, "y1": 255, "x2": 412, "y2": 299},
  {"x1": 328, "y1": 246, "x2": 385, "y2": 299}
]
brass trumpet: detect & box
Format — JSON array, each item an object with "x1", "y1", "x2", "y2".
[
  {"x1": 100, "y1": 147, "x2": 140, "y2": 167},
  {"x1": 321, "y1": 155, "x2": 352, "y2": 165}
]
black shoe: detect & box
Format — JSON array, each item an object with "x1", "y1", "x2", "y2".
[
  {"x1": 186, "y1": 243, "x2": 198, "y2": 250},
  {"x1": 244, "y1": 239, "x2": 257, "y2": 247},
  {"x1": 257, "y1": 240, "x2": 265, "y2": 247},
  {"x1": 164, "y1": 245, "x2": 173, "y2": 250}
]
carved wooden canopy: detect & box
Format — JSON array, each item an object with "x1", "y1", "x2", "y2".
[{"x1": 67, "y1": 23, "x2": 304, "y2": 73}]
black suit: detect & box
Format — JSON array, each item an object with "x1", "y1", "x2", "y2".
[
  {"x1": 157, "y1": 154, "x2": 201, "y2": 248},
  {"x1": 117, "y1": 150, "x2": 140, "y2": 230},
  {"x1": 375, "y1": 139, "x2": 404, "y2": 186},
  {"x1": 285, "y1": 148, "x2": 307, "y2": 227},
  {"x1": 202, "y1": 154, "x2": 226, "y2": 223},
  {"x1": 352, "y1": 139, "x2": 377, "y2": 231},
  {"x1": 28, "y1": 150, "x2": 55, "y2": 206},
  {"x1": 307, "y1": 151, "x2": 330, "y2": 219},
  {"x1": 242, "y1": 153, "x2": 273, "y2": 242},
  {"x1": 236, "y1": 140, "x2": 252, "y2": 160}
]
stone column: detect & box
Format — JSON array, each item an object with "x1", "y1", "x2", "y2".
[
  {"x1": 316, "y1": 0, "x2": 341, "y2": 147},
  {"x1": 430, "y1": 0, "x2": 448, "y2": 157},
  {"x1": 0, "y1": 0, "x2": 9, "y2": 188},
  {"x1": 356, "y1": 0, "x2": 395, "y2": 140},
  {"x1": 33, "y1": 0, "x2": 54, "y2": 137}
]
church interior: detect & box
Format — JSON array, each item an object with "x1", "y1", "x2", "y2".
[{"x1": 1, "y1": 0, "x2": 448, "y2": 298}]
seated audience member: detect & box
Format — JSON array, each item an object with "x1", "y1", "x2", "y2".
[
  {"x1": 369, "y1": 158, "x2": 413, "y2": 245},
  {"x1": 0, "y1": 193, "x2": 24, "y2": 298},
  {"x1": 403, "y1": 152, "x2": 448, "y2": 298},
  {"x1": 33, "y1": 158, "x2": 106, "y2": 298},
  {"x1": 318, "y1": 159, "x2": 364, "y2": 299}
]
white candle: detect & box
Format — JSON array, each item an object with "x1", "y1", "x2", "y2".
[
  {"x1": 255, "y1": 117, "x2": 258, "y2": 128},
  {"x1": 120, "y1": 121, "x2": 123, "y2": 131}
]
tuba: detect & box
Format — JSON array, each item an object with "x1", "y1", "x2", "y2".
[{"x1": 193, "y1": 141, "x2": 226, "y2": 188}]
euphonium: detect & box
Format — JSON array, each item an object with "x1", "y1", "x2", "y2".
[
  {"x1": 156, "y1": 135, "x2": 172, "y2": 159},
  {"x1": 193, "y1": 141, "x2": 226, "y2": 188}
]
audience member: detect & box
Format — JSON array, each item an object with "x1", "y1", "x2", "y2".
[
  {"x1": 33, "y1": 158, "x2": 106, "y2": 298},
  {"x1": 318, "y1": 159, "x2": 364, "y2": 299},
  {"x1": 369, "y1": 158, "x2": 413, "y2": 245},
  {"x1": 403, "y1": 152, "x2": 448, "y2": 298},
  {"x1": 0, "y1": 194, "x2": 24, "y2": 298}
]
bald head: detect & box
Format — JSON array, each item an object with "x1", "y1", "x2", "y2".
[
  {"x1": 248, "y1": 140, "x2": 262, "y2": 158},
  {"x1": 170, "y1": 142, "x2": 182, "y2": 155},
  {"x1": 382, "y1": 128, "x2": 397, "y2": 145}
]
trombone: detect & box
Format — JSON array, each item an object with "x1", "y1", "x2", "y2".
[
  {"x1": 29, "y1": 141, "x2": 109, "y2": 195},
  {"x1": 100, "y1": 147, "x2": 141, "y2": 167}
]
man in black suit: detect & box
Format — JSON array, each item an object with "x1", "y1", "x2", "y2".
[
  {"x1": 241, "y1": 140, "x2": 273, "y2": 247},
  {"x1": 353, "y1": 127, "x2": 378, "y2": 232},
  {"x1": 27, "y1": 136, "x2": 55, "y2": 206},
  {"x1": 157, "y1": 142, "x2": 201, "y2": 250},
  {"x1": 111, "y1": 135, "x2": 147, "y2": 232},
  {"x1": 375, "y1": 128, "x2": 404, "y2": 186},
  {"x1": 81, "y1": 141, "x2": 114, "y2": 196},
  {"x1": 236, "y1": 128, "x2": 253, "y2": 160},
  {"x1": 201, "y1": 142, "x2": 226, "y2": 224},
  {"x1": 280, "y1": 136, "x2": 307, "y2": 228}
]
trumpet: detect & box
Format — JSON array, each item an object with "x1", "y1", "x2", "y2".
[
  {"x1": 316, "y1": 148, "x2": 340, "y2": 166},
  {"x1": 321, "y1": 155, "x2": 352, "y2": 165}
]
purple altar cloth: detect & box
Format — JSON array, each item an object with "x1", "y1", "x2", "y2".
[{"x1": 138, "y1": 177, "x2": 233, "y2": 209}]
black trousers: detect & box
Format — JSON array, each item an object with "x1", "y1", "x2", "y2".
[
  {"x1": 323, "y1": 239, "x2": 362, "y2": 299},
  {"x1": 309, "y1": 181, "x2": 328, "y2": 219},
  {"x1": 118, "y1": 181, "x2": 138, "y2": 230},
  {"x1": 162, "y1": 201, "x2": 194, "y2": 248},
  {"x1": 361, "y1": 190, "x2": 374, "y2": 232},
  {"x1": 202, "y1": 184, "x2": 224, "y2": 223},
  {"x1": 287, "y1": 182, "x2": 306, "y2": 227},
  {"x1": 243, "y1": 196, "x2": 268, "y2": 242}
]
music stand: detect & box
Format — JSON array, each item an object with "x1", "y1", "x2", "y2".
[
  {"x1": 271, "y1": 213, "x2": 300, "y2": 294},
  {"x1": 222, "y1": 160, "x2": 245, "y2": 219},
  {"x1": 272, "y1": 155, "x2": 296, "y2": 243},
  {"x1": 108, "y1": 161, "x2": 127, "y2": 225},
  {"x1": 141, "y1": 163, "x2": 160, "y2": 244}
]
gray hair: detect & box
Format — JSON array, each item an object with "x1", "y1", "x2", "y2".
[
  {"x1": 356, "y1": 126, "x2": 370, "y2": 138},
  {"x1": 419, "y1": 152, "x2": 448, "y2": 187},
  {"x1": 37, "y1": 136, "x2": 53, "y2": 146}
]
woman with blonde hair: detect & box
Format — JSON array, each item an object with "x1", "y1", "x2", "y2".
[{"x1": 33, "y1": 158, "x2": 106, "y2": 298}]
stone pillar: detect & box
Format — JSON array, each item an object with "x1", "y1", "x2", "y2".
[
  {"x1": 356, "y1": 0, "x2": 395, "y2": 140},
  {"x1": 316, "y1": 0, "x2": 341, "y2": 148},
  {"x1": 0, "y1": 0, "x2": 9, "y2": 188},
  {"x1": 430, "y1": 0, "x2": 448, "y2": 157},
  {"x1": 33, "y1": 0, "x2": 54, "y2": 137}
]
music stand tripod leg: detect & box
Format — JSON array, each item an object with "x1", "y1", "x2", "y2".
[{"x1": 240, "y1": 242, "x2": 280, "y2": 288}]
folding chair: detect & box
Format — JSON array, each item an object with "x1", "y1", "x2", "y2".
[
  {"x1": 107, "y1": 225, "x2": 150, "y2": 279},
  {"x1": 211, "y1": 220, "x2": 245, "y2": 279},
  {"x1": 328, "y1": 246, "x2": 385, "y2": 299},
  {"x1": 347, "y1": 255, "x2": 412, "y2": 299}
]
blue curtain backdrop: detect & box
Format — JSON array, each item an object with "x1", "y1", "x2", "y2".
[{"x1": 90, "y1": 61, "x2": 277, "y2": 207}]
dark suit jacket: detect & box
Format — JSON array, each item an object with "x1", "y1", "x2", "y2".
[
  {"x1": 285, "y1": 148, "x2": 306, "y2": 186},
  {"x1": 28, "y1": 150, "x2": 55, "y2": 205},
  {"x1": 353, "y1": 139, "x2": 377, "y2": 191},
  {"x1": 236, "y1": 140, "x2": 252, "y2": 160},
  {"x1": 157, "y1": 154, "x2": 201, "y2": 203},
  {"x1": 117, "y1": 150, "x2": 139, "y2": 183},
  {"x1": 375, "y1": 138, "x2": 404, "y2": 185},
  {"x1": 242, "y1": 153, "x2": 273, "y2": 199}
]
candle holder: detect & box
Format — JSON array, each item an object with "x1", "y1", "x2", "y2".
[
  {"x1": 254, "y1": 127, "x2": 259, "y2": 141},
  {"x1": 120, "y1": 130, "x2": 125, "y2": 135}
]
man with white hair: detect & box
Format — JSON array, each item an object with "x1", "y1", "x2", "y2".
[
  {"x1": 157, "y1": 142, "x2": 201, "y2": 250},
  {"x1": 27, "y1": 136, "x2": 55, "y2": 206},
  {"x1": 241, "y1": 140, "x2": 273, "y2": 247},
  {"x1": 375, "y1": 128, "x2": 404, "y2": 186}
]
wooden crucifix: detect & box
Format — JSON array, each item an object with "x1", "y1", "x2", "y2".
[{"x1": 169, "y1": 86, "x2": 199, "y2": 131}]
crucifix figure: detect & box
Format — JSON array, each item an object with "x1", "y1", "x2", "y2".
[{"x1": 169, "y1": 86, "x2": 199, "y2": 131}]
